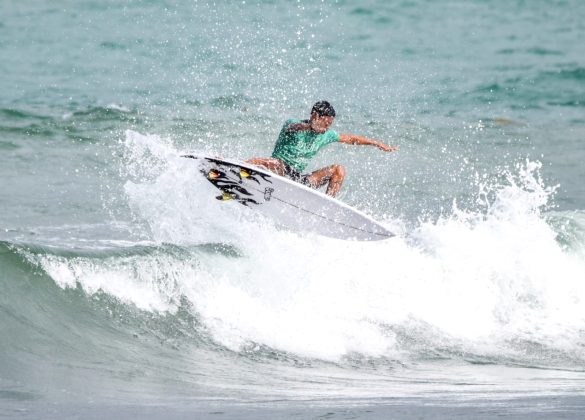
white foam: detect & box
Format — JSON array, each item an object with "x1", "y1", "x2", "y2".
[
  {"x1": 31, "y1": 130, "x2": 585, "y2": 363},
  {"x1": 105, "y1": 103, "x2": 131, "y2": 113}
]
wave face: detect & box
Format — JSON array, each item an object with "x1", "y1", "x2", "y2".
[{"x1": 2, "y1": 131, "x2": 584, "y2": 412}]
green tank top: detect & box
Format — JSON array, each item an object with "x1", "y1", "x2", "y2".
[{"x1": 270, "y1": 119, "x2": 340, "y2": 172}]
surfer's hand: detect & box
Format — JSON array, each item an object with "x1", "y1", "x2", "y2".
[{"x1": 378, "y1": 143, "x2": 398, "y2": 152}]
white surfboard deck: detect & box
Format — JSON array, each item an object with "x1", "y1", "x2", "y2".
[{"x1": 182, "y1": 154, "x2": 394, "y2": 241}]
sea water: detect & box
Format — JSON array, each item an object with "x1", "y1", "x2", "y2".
[{"x1": 1, "y1": 1, "x2": 584, "y2": 418}]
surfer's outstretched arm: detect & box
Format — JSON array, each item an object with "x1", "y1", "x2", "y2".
[{"x1": 338, "y1": 134, "x2": 398, "y2": 152}]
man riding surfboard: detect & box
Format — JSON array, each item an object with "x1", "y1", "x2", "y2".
[{"x1": 247, "y1": 101, "x2": 398, "y2": 197}]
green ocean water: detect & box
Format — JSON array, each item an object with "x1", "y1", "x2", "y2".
[{"x1": 1, "y1": 1, "x2": 585, "y2": 418}]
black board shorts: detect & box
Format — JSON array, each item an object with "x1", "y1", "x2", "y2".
[{"x1": 282, "y1": 162, "x2": 310, "y2": 186}]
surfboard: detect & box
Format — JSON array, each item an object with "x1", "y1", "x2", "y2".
[{"x1": 182, "y1": 154, "x2": 394, "y2": 241}]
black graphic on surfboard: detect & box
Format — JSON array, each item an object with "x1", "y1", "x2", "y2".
[{"x1": 203, "y1": 167, "x2": 261, "y2": 206}]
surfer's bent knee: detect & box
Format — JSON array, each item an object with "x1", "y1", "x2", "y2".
[{"x1": 332, "y1": 164, "x2": 345, "y2": 179}]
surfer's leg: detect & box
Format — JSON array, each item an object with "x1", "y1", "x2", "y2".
[
  {"x1": 245, "y1": 158, "x2": 286, "y2": 176},
  {"x1": 306, "y1": 164, "x2": 345, "y2": 197}
]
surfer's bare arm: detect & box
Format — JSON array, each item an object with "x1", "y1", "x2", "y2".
[{"x1": 338, "y1": 134, "x2": 398, "y2": 152}]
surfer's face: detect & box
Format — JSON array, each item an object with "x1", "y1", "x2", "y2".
[{"x1": 310, "y1": 114, "x2": 334, "y2": 133}]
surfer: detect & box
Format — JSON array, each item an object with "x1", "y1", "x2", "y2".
[{"x1": 247, "y1": 101, "x2": 398, "y2": 197}]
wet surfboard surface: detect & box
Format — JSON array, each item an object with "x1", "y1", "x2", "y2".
[{"x1": 182, "y1": 154, "x2": 394, "y2": 241}]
